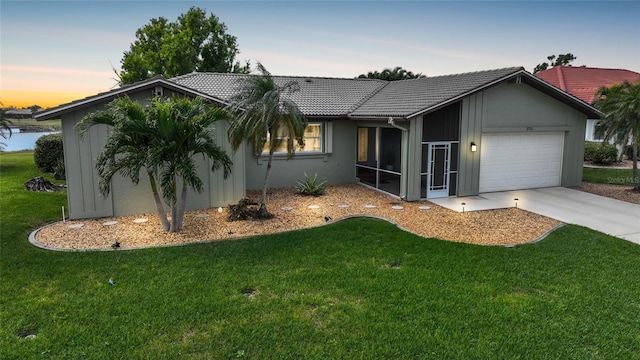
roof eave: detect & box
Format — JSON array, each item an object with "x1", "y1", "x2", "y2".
[
  {"x1": 347, "y1": 114, "x2": 409, "y2": 121},
  {"x1": 35, "y1": 78, "x2": 229, "y2": 121}
]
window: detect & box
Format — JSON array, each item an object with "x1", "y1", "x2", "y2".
[
  {"x1": 262, "y1": 122, "x2": 325, "y2": 154},
  {"x1": 592, "y1": 120, "x2": 604, "y2": 141}
]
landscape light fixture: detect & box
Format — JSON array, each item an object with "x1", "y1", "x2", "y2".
[
  {"x1": 514, "y1": 198, "x2": 519, "y2": 209},
  {"x1": 461, "y1": 202, "x2": 466, "y2": 213},
  {"x1": 470, "y1": 142, "x2": 477, "y2": 152}
]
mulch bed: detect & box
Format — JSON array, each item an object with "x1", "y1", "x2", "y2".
[{"x1": 35, "y1": 184, "x2": 561, "y2": 250}]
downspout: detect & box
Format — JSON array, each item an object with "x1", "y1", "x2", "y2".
[{"x1": 388, "y1": 117, "x2": 409, "y2": 200}]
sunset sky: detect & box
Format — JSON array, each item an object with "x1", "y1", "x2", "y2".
[{"x1": 1, "y1": 0, "x2": 639, "y2": 109}]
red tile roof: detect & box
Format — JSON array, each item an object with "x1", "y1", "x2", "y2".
[{"x1": 535, "y1": 66, "x2": 640, "y2": 104}]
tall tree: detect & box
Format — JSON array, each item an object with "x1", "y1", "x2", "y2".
[
  {"x1": 0, "y1": 103, "x2": 13, "y2": 150},
  {"x1": 76, "y1": 96, "x2": 233, "y2": 232},
  {"x1": 227, "y1": 63, "x2": 308, "y2": 218},
  {"x1": 593, "y1": 80, "x2": 640, "y2": 191},
  {"x1": 118, "y1": 7, "x2": 250, "y2": 85},
  {"x1": 357, "y1": 66, "x2": 425, "y2": 81},
  {"x1": 28, "y1": 105, "x2": 42, "y2": 112},
  {"x1": 533, "y1": 53, "x2": 578, "y2": 73}
]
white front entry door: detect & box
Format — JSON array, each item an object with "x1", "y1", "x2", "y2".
[{"x1": 426, "y1": 142, "x2": 451, "y2": 198}]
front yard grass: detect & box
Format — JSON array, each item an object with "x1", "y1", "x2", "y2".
[
  {"x1": 2, "y1": 151, "x2": 640, "y2": 359},
  {"x1": 583, "y1": 166, "x2": 636, "y2": 185}
]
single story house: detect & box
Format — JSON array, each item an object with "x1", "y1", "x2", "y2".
[
  {"x1": 534, "y1": 66, "x2": 640, "y2": 142},
  {"x1": 36, "y1": 66, "x2": 601, "y2": 220},
  {"x1": 5, "y1": 109, "x2": 33, "y2": 119}
]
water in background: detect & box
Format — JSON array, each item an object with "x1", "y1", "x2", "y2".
[{"x1": 1, "y1": 129, "x2": 61, "y2": 152}]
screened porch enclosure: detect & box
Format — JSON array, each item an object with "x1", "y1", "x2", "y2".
[{"x1": 356, "y1": 127, "x2": 402, "y2": 196}]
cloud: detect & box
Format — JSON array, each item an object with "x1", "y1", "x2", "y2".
[
  {"x1": 2, "y1": 65, "x2": 114, "y2": 78},
  {"x1": 2, "y1": 20, "x2": 133, "y2": 49},
  {"x1": 278, "y1": 25, "x2": 515, "y2": 69},
  {"x1": 241, "y1": 50, "x2": 371, "y2": 78}
]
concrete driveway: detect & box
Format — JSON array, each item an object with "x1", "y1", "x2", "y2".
[{"x1": 430, "y1": 187, "x2": 640, "y2": 244}]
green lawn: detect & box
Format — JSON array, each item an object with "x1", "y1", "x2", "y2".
[
  {"x1": 2, "y1": 151, "x2": 640, "y2": 359},
  {"x1": 583, "y1": 166, "x2": 637, "y2": 185},
  {"x1": 6, "y1": 118, "x2": 62, "y2": 130}
]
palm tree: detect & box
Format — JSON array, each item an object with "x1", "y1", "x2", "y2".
[
  {"x1": 227, "y1": 62, "x2": 307, "y2": 218},
  {"x1": 0, "y1": 102, "x2": 13, "y2": 150},
  {"x1": 594, "y1": 80, "x2": 640, "y2": 191},
  {"x1": 76, "y1": 96, "x2": 233, "y2": 232}
]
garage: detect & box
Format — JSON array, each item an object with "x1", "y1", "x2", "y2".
[{"x1": 479, "y1": 132, "x2": 564, "y2": 193}]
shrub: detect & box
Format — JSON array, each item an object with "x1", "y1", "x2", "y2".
[
  {"x1": 584, "y1": 141, "x2": 617, "y2": 164},
  {"x1": 53, "y1": 158, "x2": 66, "y2": 180},
  {"x1": 227, "y1": 198, "x2": 273, "y2": 221},
  {"x1": 624, "y1": 145, "x2": 639, "y2": 161},
  {"x1": 34, "y1": 133, "x2": 64, "y2": 173},
  {"x1": 295, "y1": 173, "x2": 327, "y2": 196}
]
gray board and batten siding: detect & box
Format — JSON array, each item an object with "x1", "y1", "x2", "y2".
[
  {"x1": 56, "y1": 87, "x2": 245, "y2": 220},
  {"x1": 457, "y1": 80, "x2": 587, "y2": 196}
]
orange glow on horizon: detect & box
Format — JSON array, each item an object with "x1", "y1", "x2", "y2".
[{"x1": 1, "y1": 90, "x2": 92, "y2": 109}]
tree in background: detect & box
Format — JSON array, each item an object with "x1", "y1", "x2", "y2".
[
  {"x1": 118, "y1": 7, "x2": 250, "y2": 85},
  {"x1": 594, "y1": 80, "x2": 640, "y2": 191},
  {"x1": 227, "y1": 63, "x2": 308, "y2": 218},
  {"x1": 357, "y1": 66, "x2": 425, "y2": 81},
  {"x1": 0, "y1": 103, "x2": 13, "y2": 150},
  {"x1": 76, "y1": 96, "x2": 233, "y2": 232},
  {"x1": 533, "y1": 53, "x2": 578, "y2": 73}
]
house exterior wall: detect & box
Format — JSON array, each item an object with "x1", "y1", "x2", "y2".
[
  {"x1": 61, "y1": 106, "x2": 113, "y2": 219},
  {"x1": 405, "y1": 115, "x2": 423, "y2": 201},
  {"x1": 458, "y1": 81, "x2": 587, "y2": 196},
  {"x1": 244, "y1": 119, "x2": 356, "y2": 189},
  {"x1": 62, "y1": 87, "x2": 245, "y2": 220}
]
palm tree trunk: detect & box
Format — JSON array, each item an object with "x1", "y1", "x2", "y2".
[
  {"x1": 632, "y1": 143, "x2": 639, "y2": 191},
  {"x1": 149, "y1": 175, "x2": 170, "y2": 231},
  {"x1": 618, "y1": 133, "x2": 630, "y2": 163},
  {"x1": 175, "y1": 184, "x2": 188, "y2": 231},
  {"x1": 170, "y1": 179, "x2": 178, "y2": 232},
  {"x1": 258, "y1": 151, "x2": 274, "y2": 218}
]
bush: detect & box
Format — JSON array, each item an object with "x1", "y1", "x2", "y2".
[
  {"x1": 295, "y1": 173, "x2": 327, "y2": 196},
  {"x1": 34, "y1": 133, "x2": 64, "y2": 173},
  {"x1": 584, "y1": 141, "x2": 618, "y2": 164},
  {"x1": 625, "y1": 145, "x2": 639, "y2": 161},
  {"x1": 226, "y1": 198, "x2": 273, "y2": 221},
  {"x1": 53, "y1": 158, "x2": 66, "y2": 180}
]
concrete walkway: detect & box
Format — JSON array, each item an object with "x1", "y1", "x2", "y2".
[{"x1": 430, "y1": 187, "x2": 640, "y2": 244}]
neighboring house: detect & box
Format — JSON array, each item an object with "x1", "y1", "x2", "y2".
[
  {"x1": 36, "y1": 67, "x2": 600, "y2": 220},
  {"x1": 535, "y1": 66, "x2": 640, "y2": 142},
  {"x1": 5, "y1": 109, "x2": 33, "y2": 119}
]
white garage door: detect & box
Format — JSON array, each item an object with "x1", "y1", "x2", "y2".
[{"x1": 479, "y1": 132, "x2": 564, "y2": 193}]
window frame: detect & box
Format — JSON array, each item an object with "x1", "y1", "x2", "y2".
[{"x1": 260, "y1": 122, "x2": 328, "y2": 155}]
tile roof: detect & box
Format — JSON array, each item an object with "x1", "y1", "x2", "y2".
[
  {"x1": 173, "y1": 67, "x2": 523, "y2": 118},
  {"x1": 171, "y1": 72, "x2": 387, "y2": 117},
  {"x1": 349, "y1": 67, "x2": 523, "y2": 118},
  {"x1": 534, "y1": 66, "x2": 640, "y2": 104},
  {"x1": 36, "y1": 66, "x2": 600, "y2": 121}
]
